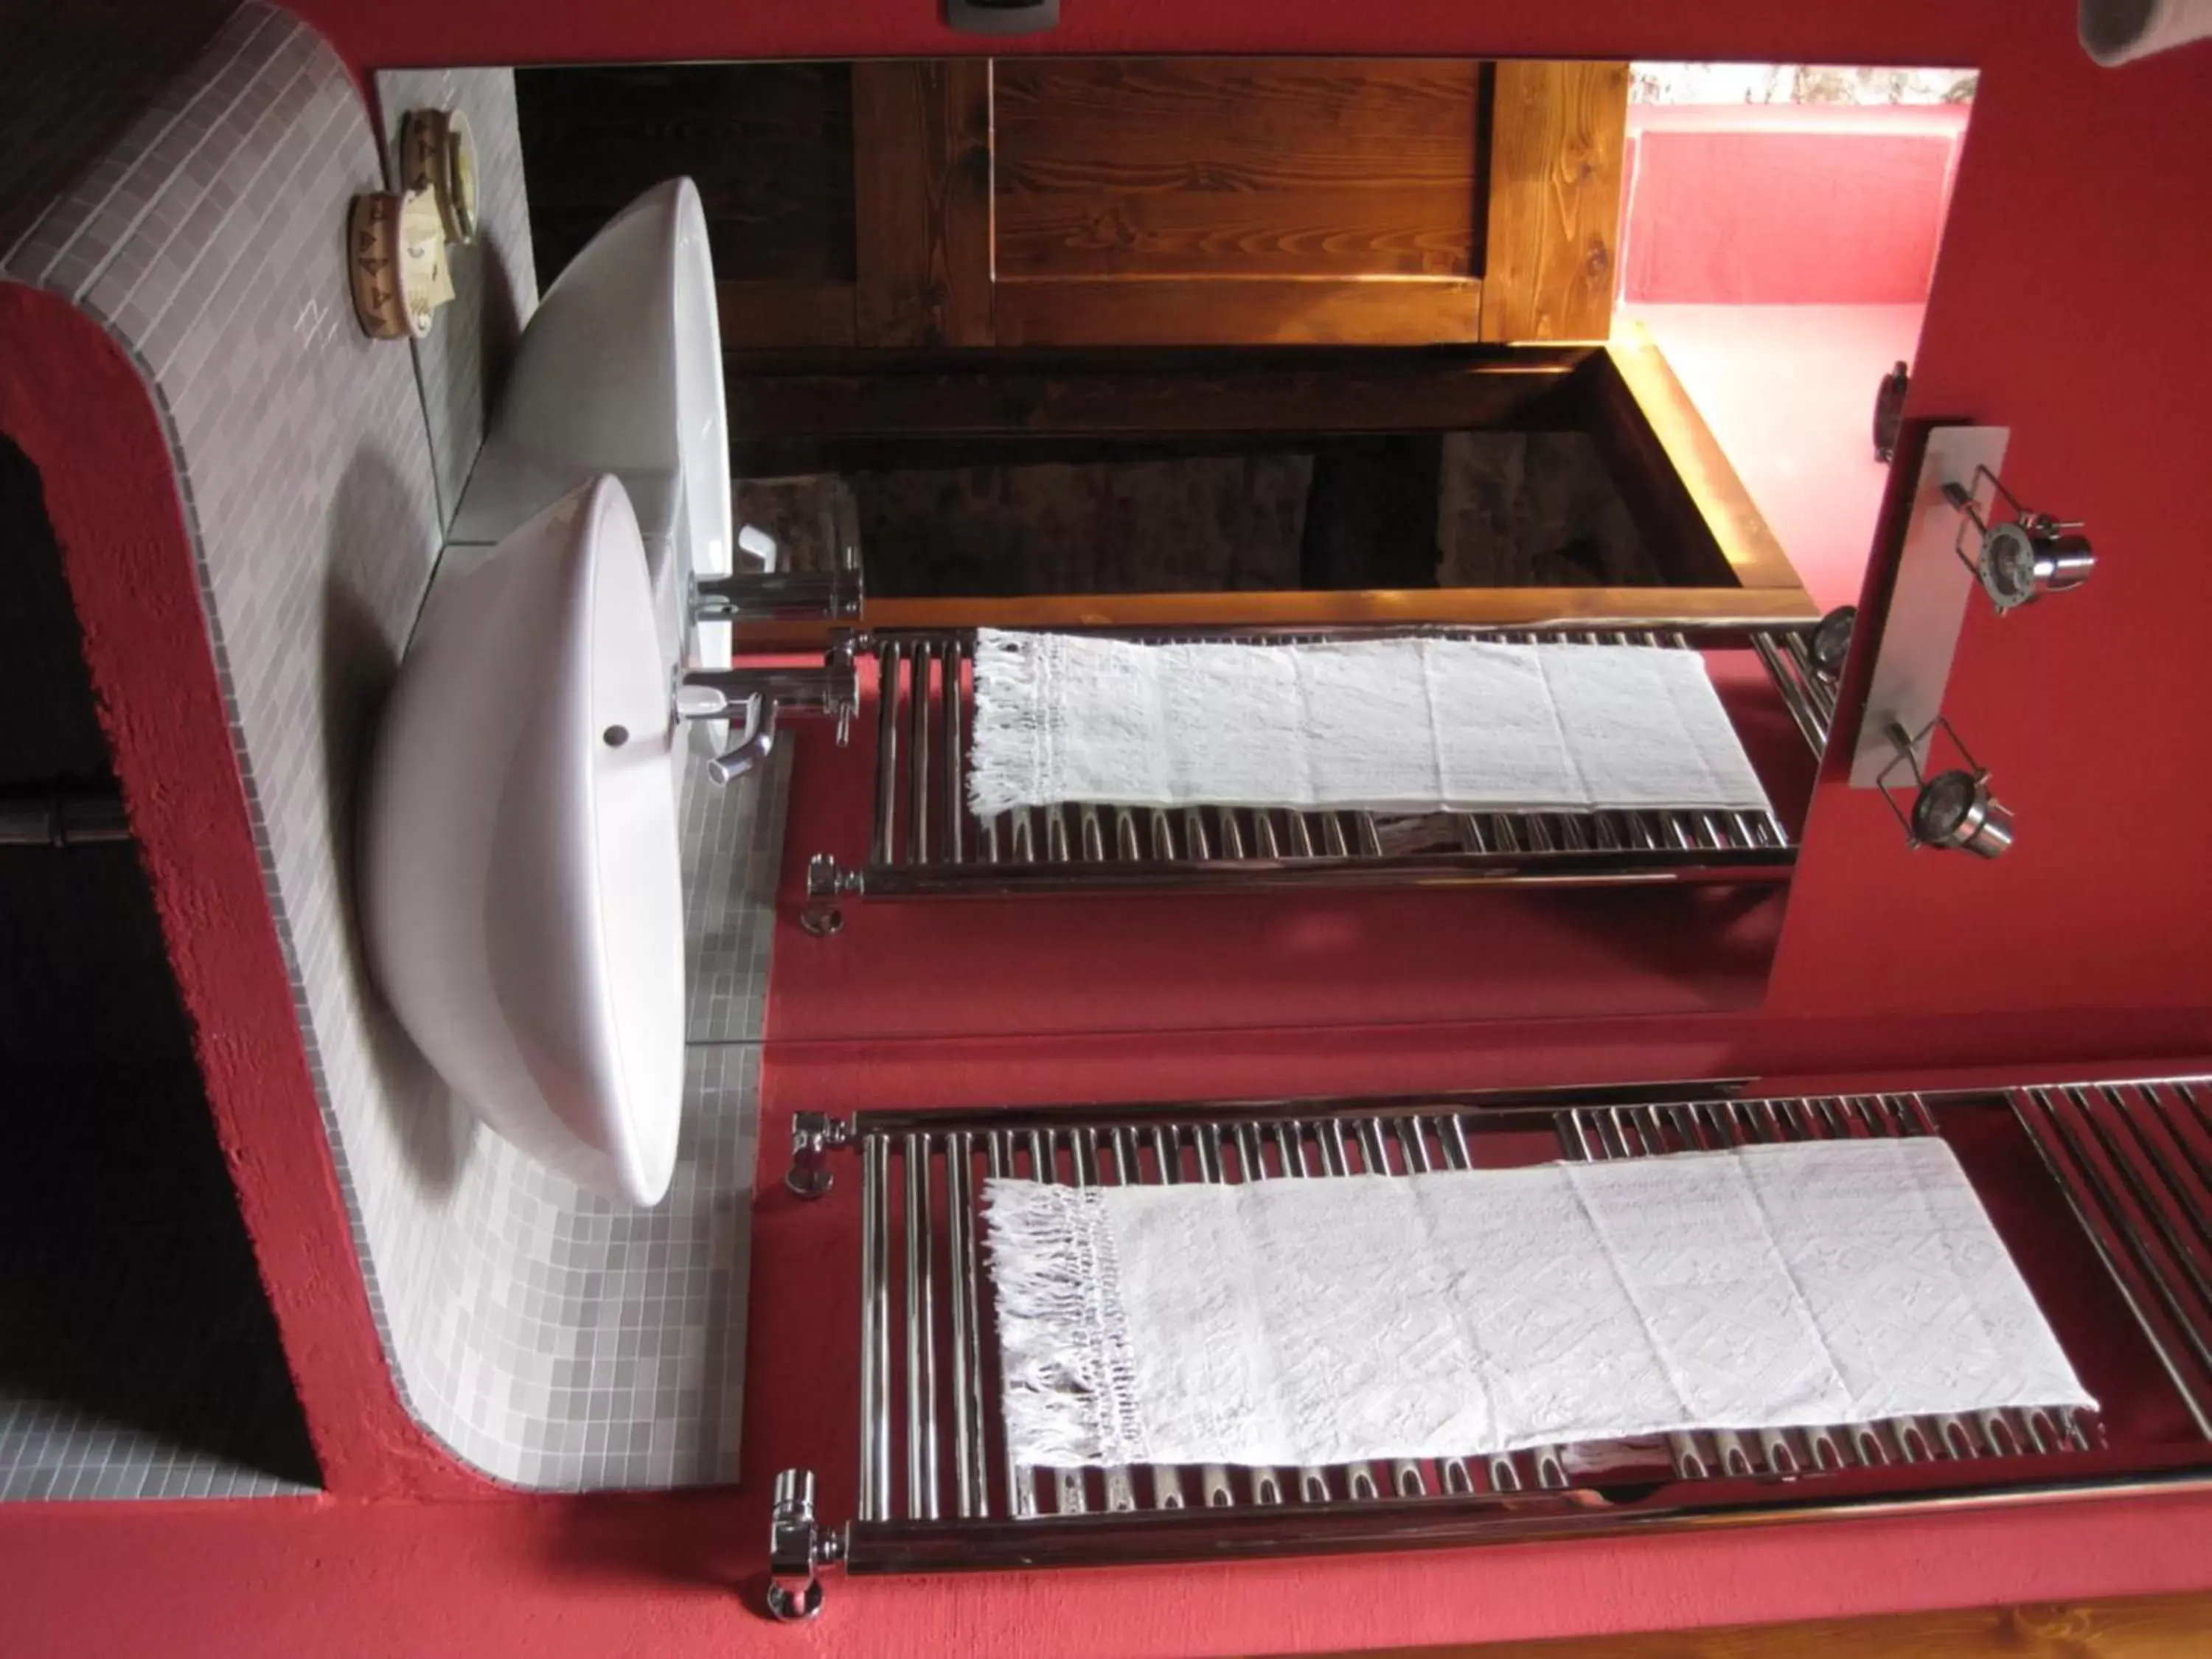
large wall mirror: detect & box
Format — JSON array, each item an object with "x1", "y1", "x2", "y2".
[
  {"x1": 386, "y1": 57, "x2": 1971, "y2": 643},
  {"x1": 374, "y1": 52, "x2": 1972, "y2": 1027},
  {"x1": 494, "y1": 56, "x2": 1967, "y2": 641}
]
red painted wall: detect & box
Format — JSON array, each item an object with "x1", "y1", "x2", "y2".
[
  {"x1": 6, "y1": 2, "x2": 2212, "y2": 1654},
  {"x1": 5, "y1": 1478, "x2": 2211, "y2": 1658},
  {"x1": 1621, "y1": 105, "x2": 1969, "y2": 305}
]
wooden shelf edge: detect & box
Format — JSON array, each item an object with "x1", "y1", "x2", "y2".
[{"x1": 731, "y1": 585, "x2": 1820, "y2": 653}]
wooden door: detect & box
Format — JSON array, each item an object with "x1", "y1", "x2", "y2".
[
  {"x1": 987, "y1": 59, "x2": 1485, "y2": 346},
  {"x1": 854, "y1": 57, "x2": 1632, "y2": 348},
  {"x1": 519, "y1": 58, "x2": 1630, "y2": 351}
]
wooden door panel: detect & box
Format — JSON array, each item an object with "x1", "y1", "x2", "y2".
[
  {"x1": 992, "y1": 275, "x2": 1481, "y2": 348},
  {"x1": 519, "y1": 56, "x2": 1628, "y2": 350},
  {"x1": 1481, "y1": 59, "x2": 1631, "y2": 341},
  {"x1": 850, "y1": 60, "x2": 995, "y2": 349},
  {"x1": 993, "y1": 59, "x2": 1481, "y2": 281},
  {"x1": 996, "y1": 187, "x2": 1478, "y2": 281},
  {"x1": 518, "y1": 63, "x2": 865, "y2": 349},
  {"x1": 992, "y1": 58, "x2": 1484, "y2": 347},
  {"x1": 714, "y1": 279, "x2": 858, "y2": 352},
  {"x1": 515, "y1": 63, "x2": 855, "y2": 286}
]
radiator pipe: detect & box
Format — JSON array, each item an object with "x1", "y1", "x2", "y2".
[{"x1": 0, "y1": 787, "x2": 131, "y2": 849}]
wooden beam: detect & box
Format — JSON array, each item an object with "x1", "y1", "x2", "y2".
[
  {"x1": 728, "y1": 583, "x2": 1820, "y2": 654},
  {"x1": 726, "y1": 347, "x2": 1587, "y2": 451},
  {"x1": 1479, "y1": 60, "x2": 1630, "y2": 342},
  {"x1": 1301, "y1": 1591, "x2": 2212, "y2": 1659},
  {"x1": 849, "y1": 60, "x2": 994, "y2": 348},
  {"x1": 860, "y1": 585, "x2": 1821, "y2": 630},
  {"x1": 993, "y1": 276, "x2": 1481, "y2": 347}
]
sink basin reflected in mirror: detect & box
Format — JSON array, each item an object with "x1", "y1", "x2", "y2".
[{"x1": 452, "y1": 175, "x2": 732, "y2": 706}]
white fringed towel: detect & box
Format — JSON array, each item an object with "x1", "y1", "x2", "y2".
[
  {"x1": 984, "y1": 1139, "x2": 2092, "y2": 1469},
  {"x1": 965, "y1": 630, "x2": 1772, "y2": 819}
]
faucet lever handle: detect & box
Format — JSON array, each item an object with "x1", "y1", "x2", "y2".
[
  {"x1": 736, "y1": 524, "x2": 779, "y2": 574},
  {"x1": 707, "y1": 692, "x2": 778, "y2": 786},
  {"x1": 674, "y1": 681, "x2": 730, "y2": 721}
]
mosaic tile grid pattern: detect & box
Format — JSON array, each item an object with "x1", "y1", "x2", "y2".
[
  {"x1": 1, "y1": 1220, "x2": 316, "y2": 1498},
  {"x1": 0, "y1": 1376, "x2": 305, "y2": 1501},
  {"x1": 684, "y1": 742, "x2": 793, "y2": 1043},
  {"x1": 425, "y1": 1046, "x2": 759, "y2": 1486},
  {"x1": 0, "y1": 1406, "x2": 306, "y2": 1501},
  {"x1": 2, "y1": 6, "x2": 774, "y2": 1494},
  {"x1": 372, "y1": 68, "x2": 538, "y2": 528}
]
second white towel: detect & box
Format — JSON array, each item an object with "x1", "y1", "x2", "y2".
[
  {"x1": 966, "y1": 629, "x2": 1772, "y2": 819},
  {"x1": 984, "y1": 1138, "x2": 2094, "y2": 1470}
]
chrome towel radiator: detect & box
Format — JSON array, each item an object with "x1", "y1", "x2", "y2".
[
  {"x1": 802, "y1": 622, "x2": 1843, "y2": 935},
  {"x1": 765, "y1": 1074, "x2": 2212, "y2": 1619}
]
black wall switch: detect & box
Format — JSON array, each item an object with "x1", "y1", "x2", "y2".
[{"x1": 947, "y1": 0, "x2": 1059, "y2": 36}]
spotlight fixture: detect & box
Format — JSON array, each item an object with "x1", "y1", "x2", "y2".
[
  {"x1": 1809, "y1": 605, "x2": 1857, "y2": 678},
  {"x1": 1876, "y1": 715, "x2": 2015, "y2": 859},
  {"x1": 1872, "y1": 361, "x2": 1909, "y2": 464},
  {"x1": 1944, "y1": 466, "x2": 2096, "y2": 614}
]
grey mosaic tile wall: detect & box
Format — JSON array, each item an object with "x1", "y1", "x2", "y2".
[
  {"x1": 1, "y1": 4, "x2": 779, "y2": 1495},
  {"x1": 0, "y1": 1403, "x2": 305, "y2": 1501},
  {"x1": 685, "y1": 744, "x2": 792, "y2": 1044},
  {"x1": 429, "y1": 1045, "x2": 759, "y2": 1486},
  {"x1": 0, "y1": 0, "x2": 237, "y2": 255},
  {"x1": 371, "y1": 68, "x2": 538, "y2": 527}
]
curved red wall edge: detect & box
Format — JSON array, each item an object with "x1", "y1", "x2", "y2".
[{"x1": 0, "y1": 281, "x2": 484, "y2": 1500}]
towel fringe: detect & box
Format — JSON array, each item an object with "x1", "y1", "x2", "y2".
[
  {"x1": 981, "y1": 1181, "x2": 1149, "y2": 1468},
  {"x1": 967, "y1": 630, "x2": 1068, "y2": 821}
]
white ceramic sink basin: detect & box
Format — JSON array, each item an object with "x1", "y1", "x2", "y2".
[
  {"x1": 451, "y1": 177, "x2": 732, "y2": 696},
  {"x1": 364, "y1": 475, "x2": 685, "y2": 1206}
]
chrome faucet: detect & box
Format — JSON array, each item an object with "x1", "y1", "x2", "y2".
[
  {"x1": 675, "y1": 682, "x2": 778, "y2": 785},
  {"x1": 691, "y1": 512, "x2": 864, "y2": 626},
  {"x1": 673, "y1": 646, "x2": 859, "y2": 786}
]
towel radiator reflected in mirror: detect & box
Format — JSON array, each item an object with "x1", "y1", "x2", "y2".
[{"x1": 801, "y1": 620, "x2": 1842, "y2": 934}]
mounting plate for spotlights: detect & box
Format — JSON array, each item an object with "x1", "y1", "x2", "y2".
[{"x1": 1849, "y1": 425, "x2": 2009, "y2": 789}]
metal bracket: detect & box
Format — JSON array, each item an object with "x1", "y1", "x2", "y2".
[
  {"x1": 803, "y1": 855, "x2": 861, "y2": 937},
  {"x1": 1850, "y1": 425, "x2": 2009, "y2": 787},
  {"x1": 785, "y1": 1113, "x2": 853, "y2": 1199},
  {"x1": 0, "y1": 785, "x2": 130, "y2": 850},
  {"x1": 764, "y1": 1468, "x2": 846, "y2": 1622}
]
